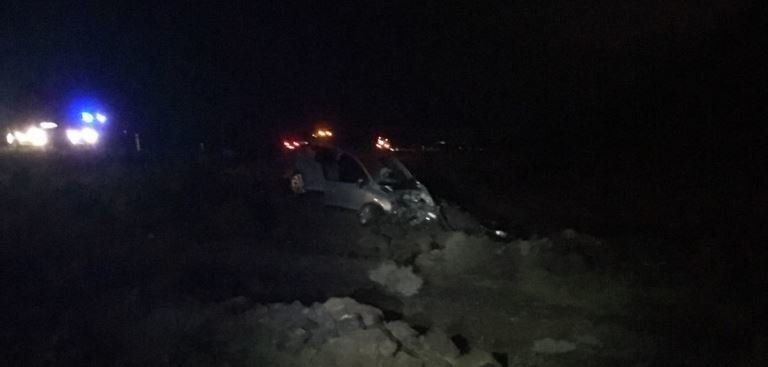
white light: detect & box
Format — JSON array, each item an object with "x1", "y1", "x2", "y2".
[
  {"x1": 66, "y1": 129, "x2": 83, "y2": 145},
  {"x1": 81, "y1": 127, "x2": 99, "y2": 144},
  {"x1": 6, "y1": 132, "x2": 14, "y2": 144},
  {"x1": 376, "y1": 136, "x2": 392, "y2": 150},
  {"x1": 39, "y1": 121, "x2": 58, "y2": 129},
  {"x1": 96, "y1": 113, "x2": 107, "y2": 123},
  {"x1": 26, "y1": 126, "x2": 49, "y2": 147},
  {"x1": 13, "y1": 131, "x2": 27, "y2": 143},
  {"x1": 81, "y1": 112, "x2": 94, "y2": 123}
]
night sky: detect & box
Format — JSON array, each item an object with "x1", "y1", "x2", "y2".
[{"x1": 1, "y1": 1, "x2": 764, "y2": 151}]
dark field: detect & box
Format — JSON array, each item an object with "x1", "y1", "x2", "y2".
[{"x1": 0, "y1": 151, "x2": 763, "y2": 366}]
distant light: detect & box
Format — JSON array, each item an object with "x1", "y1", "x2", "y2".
[
  {"x1": 6, "y1": 133, "x2": 14, "y2": 144},
  {"x1": 66, "y1": 129, "x2": 82, "y2": 145},
  {"x1": 81, "y1": 112, "x2": 95, "y2": 123},
  {"x1": 95, "y1": 113, "x2": 107, "y2": 123},
  {"x1": 26, "y1": 126, "x2": 48, "y2": 146},
  {"x1": 494, "y1": 230, "x2": 509, "y2": 238},
  {"x1": 39, "y1": 121, "x2": 58, "y2": 129},
  {"x1": 312, "y1": 128, "x2": 333, "y2": 138},
  {"x1": 375, "y1": 136, "x2": 392, "y2": 150},
  {"x1": 81, "y1": 127, "x2": 99, "y2": 144},
  {"x1": 283, "y1": 141, "x2": 296, "y2": 150}
]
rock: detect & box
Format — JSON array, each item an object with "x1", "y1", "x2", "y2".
[
  {"x1": 532, "y1": 338, "x2": 577, "y2": 354},
  {"x1": 388, "y1": 352, "x2": 424, "y2": 367},
  {"x1": 321, "y1": 297, "x2": 383, "y2": 327},
  {"x1": 385, "y1": 321, "x2": 419, "y2": 346},
  {"x1": 327, "y1": 329, "x2": 398, "y2": 359},
  {"x1": 278, "y1": 327, "x2": 309, "y2": 352},
  {"x1": 421, "y1": 328, "x2": 460, "y2": 359},
  {"x1": 305, "y1": 304, "x2": 337, "y2": 330},
  {"x1": 413, "y1": 232, "x2": 436, "y2": 253},
  {"x1": 336, "y1": 314, "x2": 364, "y2": 334},
  {"x1": 369, "y1": 261, "x2": 423, "y2": 297},
  {"x1": 454, "y1": 349, "x2": 501, "y2": 367},
  {"x1": 306, "y1": 326, "x2": 337, "y2": 349}
]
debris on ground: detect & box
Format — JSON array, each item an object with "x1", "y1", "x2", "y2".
[{"x1": 368, "y1": 261, "x2": 423, "y2": 297}]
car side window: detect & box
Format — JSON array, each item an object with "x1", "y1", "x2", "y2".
[
  {"x1": 337, "y1": 154, "x2": 367, "y2": 183},
  {"x1": 315, "y1": 148, "x2": 339, "y2": 181}
]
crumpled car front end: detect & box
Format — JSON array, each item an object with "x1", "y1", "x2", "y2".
[{"x1": 387, "y1": 184, "x2": 440, "y2": 225}]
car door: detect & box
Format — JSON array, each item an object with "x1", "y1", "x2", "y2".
[
  {"x1": 294, "y1": 147, "x2": 324, "y2": 191},
  {"x1": 325, "y1": 153, "x2": 370, "y2": 209}
]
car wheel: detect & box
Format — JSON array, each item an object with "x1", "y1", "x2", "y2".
[
  {"x1": 289, "y1": 172, "x2": 306, "y2": 194},
  {"x1": 358, "y1": 203, "x2": 384, "y2": 226}
]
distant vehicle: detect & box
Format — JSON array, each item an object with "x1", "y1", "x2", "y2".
[
  {"x1": 284, "y1": 143, "x2": 439, "y2": 225},
  {"x1": 6, "y1": 125, "x2": 51, "y2": 148},
  {"x1": 4, "y1": 112, "x2": 107, "y2": 151}
]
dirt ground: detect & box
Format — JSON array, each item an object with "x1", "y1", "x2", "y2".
[{"x1": 0, "y1": 153, "x2": 761, "y2": 366}]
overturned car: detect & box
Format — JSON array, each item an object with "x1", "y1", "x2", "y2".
[{"x1": 285, "y1": 144, "x2": 439, "y2": 225}]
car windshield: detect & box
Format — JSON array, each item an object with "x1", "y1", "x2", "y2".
[{"x1": 365, "y1": 155, "x2": 417, "y2": 189}]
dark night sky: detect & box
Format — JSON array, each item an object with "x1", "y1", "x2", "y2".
[{"x1": 1, "y1": 1, "x2": 764, "y2": 151}]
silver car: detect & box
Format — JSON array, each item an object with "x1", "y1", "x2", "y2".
[{"x1": 287, "y1": 145, "x2": 439, "y2": 225}]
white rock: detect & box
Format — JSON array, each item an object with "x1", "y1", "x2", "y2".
[
  {"x1": 322, "y1": 297, "x2": 382, "y2": 327},
  {"x1": 369, "y1": 261, "x2": 423, "y2": 297}
]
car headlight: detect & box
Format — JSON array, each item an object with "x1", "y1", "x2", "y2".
[
  {"x1": 81, "y1": 127, "x2": 99, "y2": 144},
  {"x1": 26, "y1": 127, "x2": 49, "y2": 147},
  {"x1": 67, "y1": 127, "x2": 99, "y2": 145}
]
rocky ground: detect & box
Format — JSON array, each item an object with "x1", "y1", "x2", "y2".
[{"x1": 0, "y1": 154, "x2": 758, "y2": 366}]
